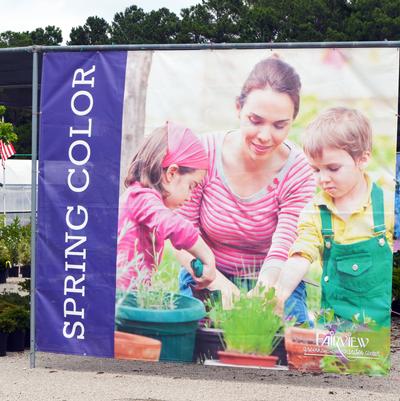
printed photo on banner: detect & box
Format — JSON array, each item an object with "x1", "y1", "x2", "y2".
[{"x1": 114, "y1": 48, "x2": 398, "y2": 373}]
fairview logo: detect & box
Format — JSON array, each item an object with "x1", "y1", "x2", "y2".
[{"x1": 316, "y1": 332, "x2": 370, "y2": 349}]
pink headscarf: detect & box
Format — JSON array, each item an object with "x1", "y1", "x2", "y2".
[{"x1": 161, "y1": 121, "x2": 209, "y2": 169}]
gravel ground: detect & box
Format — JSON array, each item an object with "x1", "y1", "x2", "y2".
[
  {"x1": 0, "y1": 315, "x2": 399, "y2": 401},
  {"x1": 1, "y1": 278, "x2": 400, "y2": 401}
]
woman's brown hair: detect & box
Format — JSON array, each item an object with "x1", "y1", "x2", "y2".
[{"x1": 237, "y1": 57, "x2": 301, "y2": 119}]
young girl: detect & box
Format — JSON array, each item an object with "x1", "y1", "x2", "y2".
[{"x1": 116, "y1": 121, "x2": 216, "y2": 292}]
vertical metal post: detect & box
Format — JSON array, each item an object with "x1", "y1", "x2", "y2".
[{"x1": 30, "y1": 48, "x2": 39, "y2": 369}]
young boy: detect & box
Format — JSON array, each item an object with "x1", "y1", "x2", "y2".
[{"x1": 274, "y1": 107, "x2": 394, "y2": 327}]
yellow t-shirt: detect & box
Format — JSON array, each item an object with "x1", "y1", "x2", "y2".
[{"x1": 289, "y1": 175, "x2": 394, "y2": 263}]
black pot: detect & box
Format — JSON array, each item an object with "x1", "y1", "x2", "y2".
[
  {"x1": 21, "y1": 265, "x2": 31, "y2": 278},
  {"x1": 24, "y1": 329, "x2": 30, "y2": 349},
  {"x1": 272, "y1": 334, "x2": 288, "y2": 366},
  {"x1": 0, "y1": 332, "x2": 7, "y2": 357},
  {"x1": 0, "y1": 269, "x2": 7, "y2": 284},
  {"x1": 392, "y1": 299, "x2": 400, "y2": 315},
  {"x1": 8, "y1": 265, "x2": 19, "y2": 278},
  {"x1": 194, "y1": 327, "x2": 225, "y2": 362},
  {"x1": 7, "y1": 330, "x2": 26, "y2": 352}
]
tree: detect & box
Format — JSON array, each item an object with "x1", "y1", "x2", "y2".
[
  {"x1": 0, "y1": 26, "x2": 62, "y2": 48},
  {"x1": 0, "y1": 106, "x2": 18, "y2": 145},
  {"x1": 140, "y1": 8, "x2": 180, "y2": 44},
  {"x1": 0, "y1": 31, "x2": 32, "y2": 48},
  {"x1": 110, "y1": 5, "x2": 147, "y2": 44},
  {"x1": 68, "y1": 17, "x2": 111, "y2": 45},
  {"x1": 30, "y1": 26, "x2": 62, "y2": 45},
  {"x1": 178, "y1": 0, "x2": 245, "y2": 43}
]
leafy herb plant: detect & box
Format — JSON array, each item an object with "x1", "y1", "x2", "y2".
[{"x1": 213, "y1": 288, "x2": 283, "y2": 356}]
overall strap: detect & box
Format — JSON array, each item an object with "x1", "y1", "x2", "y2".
[
  {"x1": 371, "y1": 183, "x2": 386, "y2": 234},
  {"x1": 319, "y1": 205, "x2": 334, "y2": 239}
]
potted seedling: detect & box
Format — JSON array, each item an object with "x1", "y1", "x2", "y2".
[
  {"x1": 115, "y1": 258, "x2": 206, "y2": 362},
  {"x1": 214, "y1": 288, "x2": 283, "y2": 368}
]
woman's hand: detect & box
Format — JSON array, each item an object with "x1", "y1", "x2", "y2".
[
  {"x1": 207, "y1": 271, "x2": 240, "y2": 310},
  {"x1": 247, "y1": 264, "x2": 281, "y2": 298}
]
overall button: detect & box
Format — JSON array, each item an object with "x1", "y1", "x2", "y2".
[
  {"x1": 324, "y1": 276, "x2": 329, "y2": 282},
  {"x1": 379, "y1": 238, "x2": 385, "y2": 246},
  {"x1": 325, "y1": 241, "x2": 331, "y2": 249},
  {"x1": 352, "y1": 264, "x2": 359, "y2": 271}
]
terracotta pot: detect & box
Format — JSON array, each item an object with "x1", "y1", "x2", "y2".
[
  {"x1": 284, "y1": 327, "x2": 333, "y2": 372},
  {"x1": 217, "y1": 350, "x2": 278, "y2": 367},
  {"x1": 114, "y1": 331, "x2": 161, "y2": 361}
]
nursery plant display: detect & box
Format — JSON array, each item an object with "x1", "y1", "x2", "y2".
[{"x1": 0, "y1": 285, "x2": 31, "y2": 355}]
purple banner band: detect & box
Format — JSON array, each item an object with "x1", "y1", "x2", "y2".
[{"x1": 36, "y1": 51, "x2": 127, "y2": 357}]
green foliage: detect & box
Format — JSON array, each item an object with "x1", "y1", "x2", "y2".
[
  {"x1": 0, "y1": 312, "x2": 17, "y2": 333},
  {"x1": 0, "y1": 105, "x2": 18, "y2": 144},
  {"x1": 0, "y1": 239, "x2": 10, "y2": 269},
  {"x1": 1, "y1": 217, "x2": 21, "y2": 266},
  {"x1": 68, "y1": 17, "x2": 111, "y2": 45},
  {"x1": 152, "y1": 244, "x2": 180, "y2": 293},
  {"x1": 0, "y1": 295, "x2": 30, "y2": 333},
  {"x1": 18, "y1": 279, "x2": 31, "y2": 295},
  {"x1": 321, "y1": 326, "x2": 390, "y2": 375},
  {"x1": 135, "y1": 288, "x2": 177, "y2": 310},
  {"x1": 0, "y1": 26, "x2": 62, "y2": 47},
  {"x1": 213, "y1": 288, "x2": 283, "y2": 355}
]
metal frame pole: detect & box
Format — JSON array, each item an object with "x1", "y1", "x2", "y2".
[{"x1": 30, "y1": 47, "x2": 39, "y2": 369}]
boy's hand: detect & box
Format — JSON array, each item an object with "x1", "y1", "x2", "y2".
[{"x1": 207, "y1": 271, "x2": 240, "y2": 310}]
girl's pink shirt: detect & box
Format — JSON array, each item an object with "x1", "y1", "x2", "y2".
[{"x1": 116, "y1": 182, "x2": 199, "y2": 290}]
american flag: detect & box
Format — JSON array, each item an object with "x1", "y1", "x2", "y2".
[{"x1": 0, "y1": 140, "x2": 16, "y2": 167}]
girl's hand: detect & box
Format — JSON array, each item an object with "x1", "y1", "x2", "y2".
[
  {"x1": 207, "y1": 271, "x2": 240, "y2": 310},
  {"x1": 192, "y1": 263, "x2": 216, "y2": 289}
]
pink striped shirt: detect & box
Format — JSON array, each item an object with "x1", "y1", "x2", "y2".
[
  {"x1": 117, "y1": 183, "x2": 199, "y2": 290},
  {"x1": 178, "y1": 131, "x2": 315, "y2": 277}
]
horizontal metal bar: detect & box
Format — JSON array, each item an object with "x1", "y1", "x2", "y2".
[{"x1": 0, "y1": 41, "x2": 400, "y2": 54}]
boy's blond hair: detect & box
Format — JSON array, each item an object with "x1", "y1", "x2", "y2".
[{"x1": 303, "y1": 107, "x2": 372, "y2": 160}]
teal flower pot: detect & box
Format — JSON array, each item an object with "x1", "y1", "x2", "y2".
[{"x1": 116, "y1": 292, "x2": 205, "y2": 362}]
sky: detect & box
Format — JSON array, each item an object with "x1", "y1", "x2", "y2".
[{"x1": 0, "y1": 0, "x2": 199, "y2": 42}]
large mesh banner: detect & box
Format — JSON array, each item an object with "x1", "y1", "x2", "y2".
[{"x1": 37, "y1": 47, "x2": 399, "y2": 375}]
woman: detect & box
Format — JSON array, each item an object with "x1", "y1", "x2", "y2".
[{"x1": 177, "y1": 56, "x2": 315, "y2": 321}]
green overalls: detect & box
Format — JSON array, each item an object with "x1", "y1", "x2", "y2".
[{"x1": 319, "y1": 183, "x2": 392, "y2": 327}]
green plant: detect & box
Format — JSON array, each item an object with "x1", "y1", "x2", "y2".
[
  {"x1": 0, "y1": 217, "x2": 21, "y2": 266},
  {"x1": 213, "y1": 288, "x2": 283, "y2": 356},
  {"x1": 321, "y1": 326, "x2": 390, "y2": 376},
  {"x1": 17, "y1": 236, "x2": 31, "y2": 266},
  {"x1": 0, "y1": 311, "x2": 17, "y2": 334},
  {"x1": 135, "y1": 286, "x2": 177, "y2": 310},
  {"x1": 2, "y1": 305, "x2": 29, "y2": 331},
  {"x1": 0, "y1": 240, "x2": 11, "y2": 270}
]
